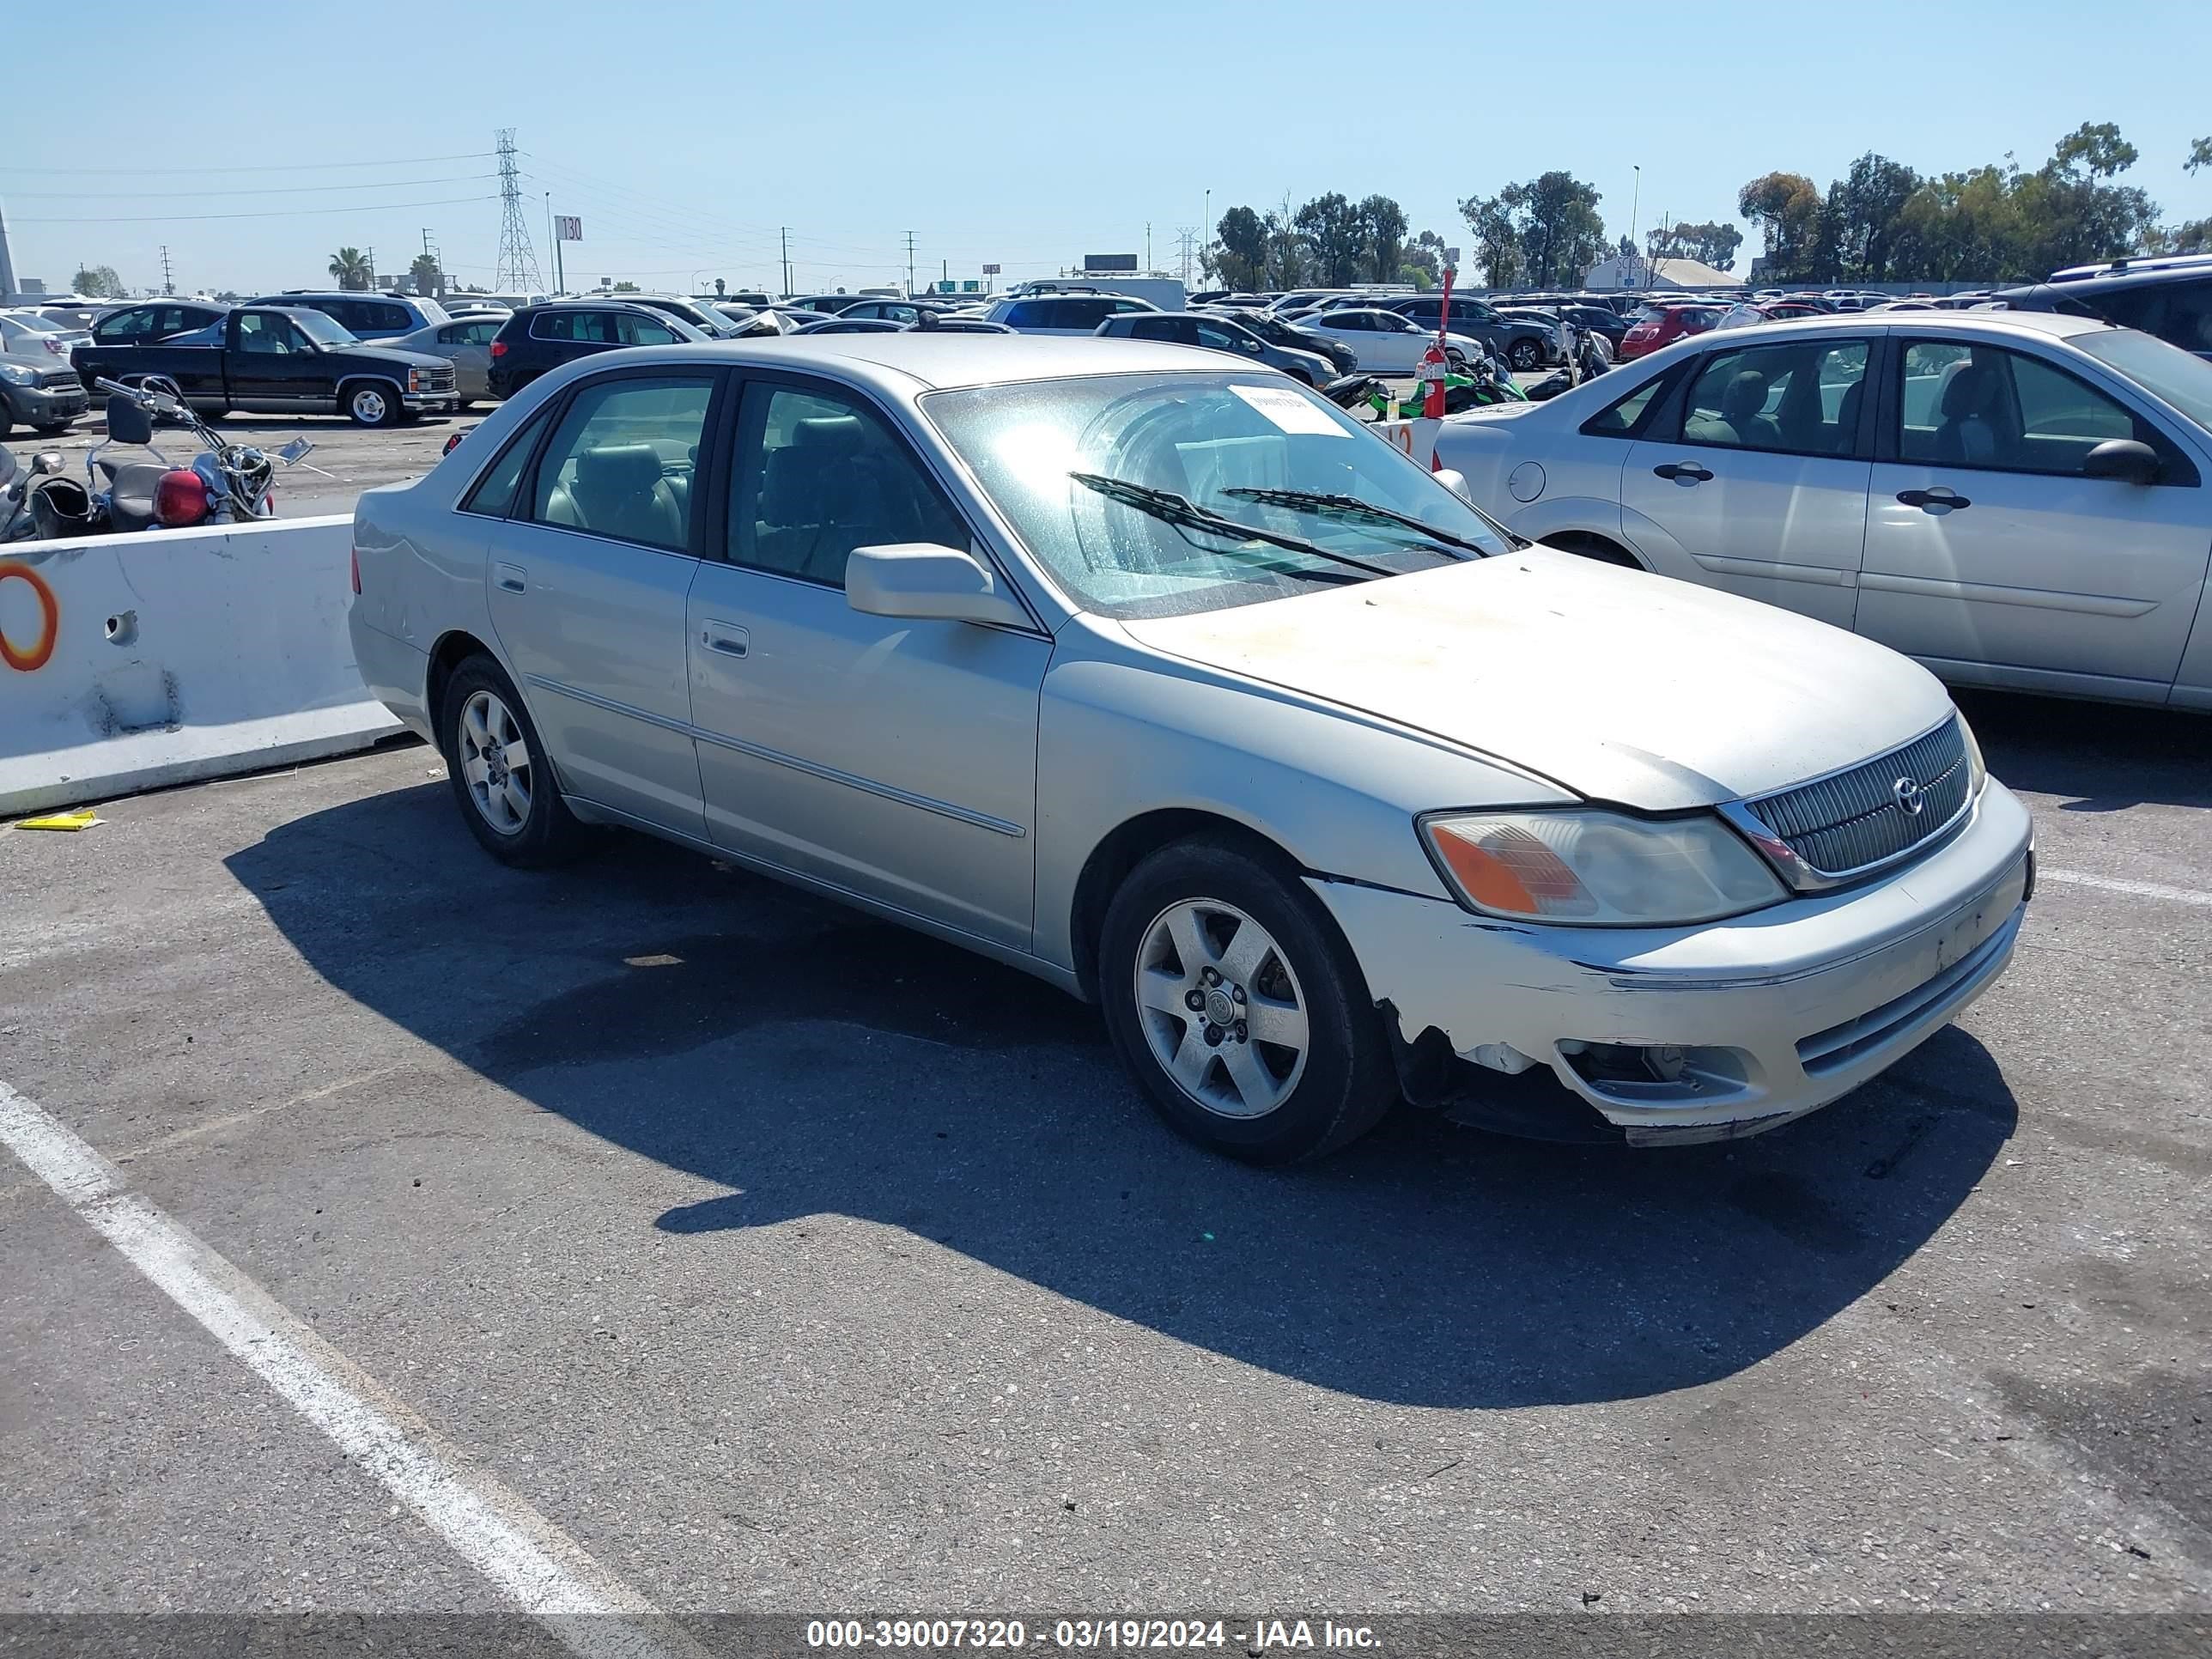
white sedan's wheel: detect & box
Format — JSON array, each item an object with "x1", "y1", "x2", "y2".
[
  {"x1": 458, "y1": 689, "x2": 533, "y2": 835},
  {"x1": 1098, "y1": 836, "x2": 1397, "y2": 1164},
  {"x1": 1133, "y1": 897, "x2": 1310, "y2": 1120}
]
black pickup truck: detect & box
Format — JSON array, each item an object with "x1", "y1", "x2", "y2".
[{"x1": 71, "y1": 306, "x2": 459, "y2": 427}]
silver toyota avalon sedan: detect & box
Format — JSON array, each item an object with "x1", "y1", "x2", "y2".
[{"x1": 349, "y1": 335, "x2": 2034, "y2": 1163}]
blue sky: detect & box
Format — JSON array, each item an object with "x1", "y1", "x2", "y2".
[{"x1": 7, "y1": 0, "x2": 2209, "y2": 296}]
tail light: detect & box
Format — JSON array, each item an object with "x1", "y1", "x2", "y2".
[
  {"x1": 154, "y1": 468, "x2": 210, "y2": 527},
  {"x1": 349, "y1": 545, "x2": 362, "y2": 595},
  {"x1": 442, "y1": 429, "x2": 467, "y2": 456},
  {"x1": 489, "y1": 340, "x2": 508, "y2": 357}
]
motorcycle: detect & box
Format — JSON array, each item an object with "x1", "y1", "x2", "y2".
[
  {"x1": 1522, "y1": 324, "x2": 1615, "y2": 403},
  {"x1": 6, "y1": 375, "x2": 315, "y2": 541}
]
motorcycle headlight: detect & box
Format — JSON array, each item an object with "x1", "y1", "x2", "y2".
[
  {"x1": 0, "y1": 362, "x2": 37, "y2": 386},
  {"x1": 1420, "y1": 809, "x2": 1787, "y2": 927}
]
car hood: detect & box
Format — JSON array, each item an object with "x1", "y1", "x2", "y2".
[
  {"x1": 1118, "y1": 549, "x2": 1952, "y2": 811},
  {"x1": 343, "y1": 343, "x2": 455, "y2": 370}
]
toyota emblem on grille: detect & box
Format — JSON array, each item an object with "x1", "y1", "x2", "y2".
[{"x1": 1893, "y1": 775, "x2": 1927, "y2": 817}]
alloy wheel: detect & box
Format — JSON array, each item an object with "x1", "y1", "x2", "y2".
[
  {"x1": 1133, "y1": 897, "x2": 1310, "y2": 1119},
  {"x1": 458, "y1": 689, "x2": 533, "y2": 835}
]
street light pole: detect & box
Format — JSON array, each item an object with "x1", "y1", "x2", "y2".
[{"x1": 1630, "y1": 166, "x2": 1642, "y2": 283}]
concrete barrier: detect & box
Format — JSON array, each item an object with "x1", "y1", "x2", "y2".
[
  {"x1": 0, "y1": 514, "x2": 402, "y2": 817},
  {"x1": 1370, "y1": 416, "x2": 1440, "y2": 468}
]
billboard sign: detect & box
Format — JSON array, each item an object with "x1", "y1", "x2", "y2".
[
  {"x1": 556, "y1": 216, "x2": 583, "y2": 241},
  {"x1": 1083, "y1": 254, "x2": 1139, "y2": 272}
]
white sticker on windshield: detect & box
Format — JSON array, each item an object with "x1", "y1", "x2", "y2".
[{"x1": 1229, "y1": 382, "x2": 1348, "y2": 436}]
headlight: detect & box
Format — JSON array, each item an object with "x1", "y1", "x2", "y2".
[
  {"x1": 1961, "y1": 714, "x2": 1987, "y2": 797},
  {"x1": 406, "y1": 368, "x2": 423, "y2": 392},
  {"x1": 0, "y1": 362, "x2": 37, "y2": 386},
  {"x1": 1420, "y1": 809, "x2": 1787, "y2": 927}
]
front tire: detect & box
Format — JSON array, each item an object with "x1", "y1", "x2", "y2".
[
  {"x1": 439, "y1": 655, "x2": 589, "y2": 866},
  {"x1": 1098, "y1": 836, "x2": 1396, "y2": 1164},
  {"x1": 343, "y1": 380, "x2": 403, "y2": 428},
  {"x1": 1508, "y1": 337, "x2": 1544, "y2": 373}
]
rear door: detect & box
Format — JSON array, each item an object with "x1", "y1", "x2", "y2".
[
  {"x1": 1620, "y1": 332, "x2": 1876, "y2": 629},
  {"x1": 685, "y1": 371, "x2": 1050, "y2": 947},
  {"x1": 1857, "y1": 336, "x2": 2212, "y2": 693},
  {"x1": 483, "y1": 368, "x2": 722, "y2": 833}
]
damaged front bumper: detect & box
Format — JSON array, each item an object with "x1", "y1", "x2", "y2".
[{"x1": 1311, "y1": 781, "x2": 2033, "y2": 1146}]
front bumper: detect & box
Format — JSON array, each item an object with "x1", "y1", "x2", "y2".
[
  {"x1": 1312, "y1": 781, "x2": 2034, "y2": 1145},
  {"x1": 401, "y1": 390, "x2": 461, "y2": 414},
  {"x1": 3, "y1": 380, "x2": 90, "y2": 425}
]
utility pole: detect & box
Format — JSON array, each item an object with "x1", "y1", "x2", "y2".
[
  {"x1": 781, "y1": 227, "x2": 792, "y2": 299},
  {"x1": 367, "y1": 246, "x2": 376, "y2": 290},
  {"x1": 903, "y1": 230, "x2": 916, "y2": 297},
  {"x1": 159, "y1": 245, "x2": 174, "y2": 296},
  {"x1": 493, "y1": 127, "x2": 544, "y2": 292},
  {"x1": 1146, "y1": 222, "x2": 1152, "y2": 272}
]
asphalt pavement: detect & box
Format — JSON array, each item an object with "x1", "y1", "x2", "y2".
[{"x1": 0, "y1": 691, "x2": 2206, "y2": 1644}]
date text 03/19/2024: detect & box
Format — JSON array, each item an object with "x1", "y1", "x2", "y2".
[{"x1": 802, "y1": 1620, "x2": 1382, "y2": 1650}]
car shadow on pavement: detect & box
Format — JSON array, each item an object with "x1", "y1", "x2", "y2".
[
  {"x1": 1958, "y1": 690, "x2": 2209, "y2": 812},
  {"x1": 228, "y1": 780, "x2": 2017, "y2": 1411}
]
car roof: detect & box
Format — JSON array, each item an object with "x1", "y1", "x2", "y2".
[
  {"x1": 538, "y1": 334, "x2": 1239, "y2": 394},
  {"x1": 1697, "y1": 309, "x2": 2111, "y2": 344}
]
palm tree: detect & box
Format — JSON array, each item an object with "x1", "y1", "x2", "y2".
[{"x1": 327, "y1": 247, "x2": 373, "y2": 291}]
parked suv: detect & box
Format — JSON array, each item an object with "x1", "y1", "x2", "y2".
[
  {"x1": 1096, "y1": 311, "x2": 1334, "y2": 384},
  {"x1": 246, "y1": 290, "x2": 452, "y2": 339},
  {"x1": 1997, "y1": 266, "x2": 2212, "y2": 362},
  {"x1": 1383, "y1": 295, "x2": 1555, "y2": 371},
  {"x1": 986, "y1": 292, "x2": 1159, "y2": 335},
  {"x1": 486, "y1": 302, "x2": 706, "y2": 399},
  {"x1": 86, "y1": 300, "x2": 228, "y2": 349}
]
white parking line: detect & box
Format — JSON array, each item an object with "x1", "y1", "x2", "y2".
[
  {"x1": 0, "y1": 1078, "x2": 706, "y2": 1659},
  {"x1": 2043, "y1": 869, "x2": 2212, "y2": 908}
]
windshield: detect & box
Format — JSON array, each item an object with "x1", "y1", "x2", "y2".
[
  {"x1": 921, "y1": 371, "x2": 1513, "y2": 620},
  {"x1": 289, "y1": 309, "x2": 356, "y2": 346},
  {"x1": 2075, "y1": 327, "x2": 2212, "y2": 431}
]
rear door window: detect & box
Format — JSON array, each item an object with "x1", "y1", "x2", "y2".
[
  {"x1": 527, "y1": 375, "x2": 715, "y2": 550},
  {"x1": 1680, "y1": 338, "x2": 1869, "y2": 454}
]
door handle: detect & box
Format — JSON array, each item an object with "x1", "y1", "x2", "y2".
[
  {"x1": 1653, "y1": 461, "x2": 1713, "y2": 483},
  {"x1": 493, "y1": 562, "x2": 527, "y2": 593},
  {"x1": 702, "y1": 621, "x2": 749, "y2": 658},
  {"x1": 1896, "y1": 488, "x2": 1972, "y2": 512}
]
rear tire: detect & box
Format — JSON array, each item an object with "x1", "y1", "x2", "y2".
[
  {"x1": 438, "y1": 654, "x2": 590, "y2": 867},
  {"x1": 343, "y1": 380, "x2": 403, "y2": 428},
  {"x1": 1098, "y1": 836, "x2": 1396, "y2": 1164}
]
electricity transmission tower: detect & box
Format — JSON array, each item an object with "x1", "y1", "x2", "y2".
[{"x1": 494, "y1": 129, "x2": 543, "y2": 293}]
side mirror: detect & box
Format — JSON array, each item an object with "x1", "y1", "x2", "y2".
[
  {"x1": 32, "y1": 451, "x2": 67, "y2": 477},
  {"x1": 1432, "y1": 468, "x2": 1473, "y2": 501},
  {"x1": 106, "y1": 393, "x2": 155, "y2": 447},
  {"x1": 2082, "y1": 437, "x2": 2160, "y2": 485},
  {"x1": 846, "y1": 543, "x2": 1030, "y2": 629}
]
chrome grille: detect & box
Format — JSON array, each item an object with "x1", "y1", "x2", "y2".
[{"x1": 1744, "y1": 716, "x2": 1971, "y2": 878}]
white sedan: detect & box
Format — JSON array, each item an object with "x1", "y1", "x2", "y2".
[
  {"x1": 1294, "y1": 307, "x2": 1495, "y2": 374},
  {"x1": 1431, "y1": 309, "x2": 2212, "y2": 710}
]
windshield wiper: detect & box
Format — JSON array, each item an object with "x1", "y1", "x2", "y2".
[
  {"x1": 1220, "y1": 486, "x2": 1504, "y2": 556},
  {"x1": 1066, "y1": 472, "x2": 1397, "y2": 580}
]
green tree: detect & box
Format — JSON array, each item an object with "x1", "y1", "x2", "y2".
[
  {"x1": 1211, "y1": 205, "x2": 1271, "y2": 292},
  {"x1": 1293, "y1": 192, "x2": 1367, "y2": 287},
  {"x1": 1494, "y1": 172, "x2": 1607, "y2": 288},
  {"x1": 407, "y1": 252, "x2": 442, "y2": 295},
  {"x1": 1357, "y1": 193, "x2": 1408, "y2": 284},
  {"x1": 611, "y1": 280, "x2": 640, "y2": 293},
  {"x1": 1646, "y1": 220, "x2": 1743, "y2": 272},
  {"x1": 1738, "y1": 173, "x2": 1827, "y2": 282},
  {"x1": 327, "y1": 247, "x2": 373, "y2": 290},
  {"x1": 1457, "y1": 193, "x2": 1524, "y2": 288},
  {"x1": 1399, "y1": 229, "x2": 1448, "y2": 289},
  {"x1": 1824, "y1": 154, "x2": 1922, "y2": 281},
  {"x1": 2190, "y1": 137, "x2": 2212, "y2": 174},
  {"x1": 72, "y1": 264, "x2": 125, "y2": 297}
]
